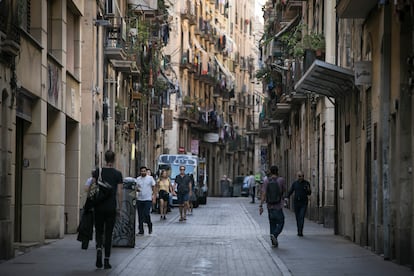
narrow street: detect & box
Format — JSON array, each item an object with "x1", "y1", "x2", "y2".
[{"x1": 0, "y1": 197, "x2": 412, "y2": 276}]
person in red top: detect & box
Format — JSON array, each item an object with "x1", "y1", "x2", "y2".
[{"x1": 259, "y1": 165, "x2": 286, "y2": 248}]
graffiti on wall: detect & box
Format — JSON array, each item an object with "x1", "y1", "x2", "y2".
[{"x1": 47, "y1": 63, "x2": 60, "y2": 105}]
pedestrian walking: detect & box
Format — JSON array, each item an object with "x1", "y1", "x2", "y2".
[
  {"x1": 248, "y1": 171, "x2": 256, "y2": 203},
  {"x1": 147, "y1": 168, "x2": 158, "y2": 213},
  {"x1": 174, "y1": 165, "x2": 193, "y2": 221},
  {"x1": 285, "y1": 171, "x2": 311, "y2": 236},
  {"x1": 93, "y1": 150, "x2": 123, "y2": 269},
  {"x1": 156, "y1": 169, "x2": 174, "y2": 220},
  {"x1": 259, "y1": 165, "x2": 286, "y2": 248},
  {"x1": 188, "y1": 173, "x2": 196, "y2": 215},
  {"x1": 136, "y1": 166, "x2": 156, "y2": 234},
  {"x1": 221, "y1": 174, "x2": 232, "y2": 196}
]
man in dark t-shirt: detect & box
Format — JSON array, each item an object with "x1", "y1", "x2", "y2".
[
  {"x1": 174, "y1": 165, "x2": 192, "y2": 222},
  {"x1": 94, "y1": 150, "x2": 123, "y2": 270}
]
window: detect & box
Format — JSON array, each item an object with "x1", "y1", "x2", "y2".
[
  {"x1": 66, "y1": 7, "x2": 80, "y2": 78},
  {"x1": 47, "y1": 0, "x2": 63, "y2": 60},
  {"x1": 19, "y1": 0, "x2": 31, "y2": 32}
]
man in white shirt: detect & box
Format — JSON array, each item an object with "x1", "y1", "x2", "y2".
[{"x1": 136, "y1": 166, "x2": 156, "y2": 234}]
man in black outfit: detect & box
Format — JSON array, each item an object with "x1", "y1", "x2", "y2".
[
  {"x1": 174, "y1": 166, "x2": 193, "y2": 221},
  {"x1": 285, "y1": 171, "x2": 311, "y2": 236},
  {"x1": 94, "y1": 150, "x2": 123, "y2": 269}
]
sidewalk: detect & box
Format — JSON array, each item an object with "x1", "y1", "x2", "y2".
[
  {"x1": 243, "y1": 198, "x2": 413, "y2": 276},
  {"x1": 0, "y1": 197, "x2": 412, "y2": 276}
]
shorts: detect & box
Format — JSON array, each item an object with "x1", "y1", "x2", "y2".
[
  {"x1": 159, "y1": 190, "x2": 169, "y2": 201},
  {"x1": 177, "y1": 193, "x2": 189, "y2": 205}
]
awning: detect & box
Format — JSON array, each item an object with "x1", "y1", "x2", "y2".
[
  {"x1": 160, "y1": 69, "x2": 178, "y2": 92},
  {"x1": 193, "y1": 37, "x2": 207, "y2": 54},
  {"x1": 226, "y1": 36, "x2": 237, "y2": 53},
  {"x1": 274, "y1": 15, "x2": 300, "y2": 40},
  {"x1": 336, "y1": 0, "x2": 377, "y2": 19},
  {"x1": 294, "y1": 60, "x2": 354, "y2": 98},
  {"x1": 214, "y1": 56, "x2": 234, "y2": 81}
]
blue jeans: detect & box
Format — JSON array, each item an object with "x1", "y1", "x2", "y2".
[
  {"x1": 294, "y1": 203, "x2": 307, "y2": 234},
  {"x1": 268, "y1": 208, "x2": 285, "y2": 238},
  {"x1": 136, "y1": 200, "x2": 152, "y2": 233}
]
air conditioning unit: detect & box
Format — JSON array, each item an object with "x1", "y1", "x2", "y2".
[{"x1": 123, "y1": 107, "x2": 128, "y2": 122}]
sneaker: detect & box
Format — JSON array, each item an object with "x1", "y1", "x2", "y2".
[
  {"x1": 104, "y1": 258, "x2": 112, "y2": 269},
  {"x1": 270, "y1": 234, "x2": 278, "y2": 248}
]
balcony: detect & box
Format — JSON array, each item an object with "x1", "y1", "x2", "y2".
[
  {"x1": 180, "y1": 50, "x2": 196, "y2": 72},
  {"x1": 246, "y1": 115, "x2": 258, "y2": 135},
  {"x1": 180, "y1": 1, "x2": 196, "y2": 25},
  {"x1": 198, "y1": 74, "x2": 216, "y2": 85},
  {"x1": 233, "y1": 52, "x2": 240, "y2": 66},
  {"x1": 110, "y1": 60, "x2": 138, "y2": 74},
  {"x1": 0, "y1": 2, "x2": 20, "y2": 58},
  {"x1": 267, "y1": 98, "x2": 291, "y2": 120},
  {"x1": 228, "y1": 104, "x2": 236, "y2": 114},
  {"x1": 104, "y1": 18, "x2": 126, "y2": 60},
  {"x1": 226, "y1": 135, "x2": 247, "y2": 153},
  {"x1": 236, "y1": 94, "x2": 246, "y2": 108},
  {"x1": 240, "y1": 56, "x2": 248, "y2": 71},
  {"x1": 192, "y1": 110, "x2": 220, "y2": 132},
  {"x1": 258, "y1": 118, "x2": 273, "y2": 138},
  {"x1": 176, "y1": 105, "x2": 198, "y2": 123},
  {"x1": 150, "y1": 100, "x2": 162, "y2": 114}
]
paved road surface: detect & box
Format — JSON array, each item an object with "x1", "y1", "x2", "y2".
[{"x1": 0, "y1": 197, "x2": 412, "y2": 276}]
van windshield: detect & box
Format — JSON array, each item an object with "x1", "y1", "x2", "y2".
[{"x1": 170, "y1": 165, "x2": 195, "y2": 181}]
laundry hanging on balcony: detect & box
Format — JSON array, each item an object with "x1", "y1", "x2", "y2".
[
  {"x1": 193, "y1": 37, "x2": 209, "y2": 75},
  {"x1": 214, "y1": 56, "x2": 234, "y2": 90}
]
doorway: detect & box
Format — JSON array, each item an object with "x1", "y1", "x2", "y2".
[{"x1": 14, "y1": 117, "x2": 24, "y2": 242}]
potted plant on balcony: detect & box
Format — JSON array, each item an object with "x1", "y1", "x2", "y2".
[
  {"x1": 182, "y1": 95, "x2": 193, "y2": 107},
  {"x1": 279, "y1": 24, "x2": 306, "y2": 59},
  {"x1": 303, "y1": 32, "x2": 325, "y2": 57}
]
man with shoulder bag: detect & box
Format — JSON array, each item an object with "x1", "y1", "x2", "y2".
[
  {"x1": 92, "y1": 150, "x2": 123, "y2": 269},
  {"x1": 285, "y1": 171, "x2": 311, "y2": 237}
]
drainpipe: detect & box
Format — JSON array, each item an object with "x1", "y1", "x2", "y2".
[{"x1": 381, "y1": 3, "x2": 391, "y2": 260}]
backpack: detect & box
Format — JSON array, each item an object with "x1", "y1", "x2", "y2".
[{"x1": 266, "y1": 176, "x2": 282, "y2": 204}]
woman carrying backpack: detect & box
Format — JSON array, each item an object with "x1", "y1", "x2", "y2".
[{"x1": 285, "y1": 171, "x2": 311, "y2": 237}]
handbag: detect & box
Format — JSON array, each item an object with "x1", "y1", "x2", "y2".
[{"x1": 88, "y1": 168, "x2": 112, "y2": 205}]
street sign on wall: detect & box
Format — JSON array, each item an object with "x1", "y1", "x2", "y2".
[{"x1": 354, "y1": 61, "x2": 372, "y2": 85}]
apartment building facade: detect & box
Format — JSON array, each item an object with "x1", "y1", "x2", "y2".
[
  {"x1": 261, "y1": 0, "x2": 414, "y2": 268},
  {"x1": 163, "y1": 0, "x2": 262, "y2": 196},
  {"x1": 0, "y1": 0, "x2": 83, "y2": 259}
]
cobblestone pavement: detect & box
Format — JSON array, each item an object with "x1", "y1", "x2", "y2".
[{"x1": 0, "y1": 197, "x2": 412, "y2": 276}]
